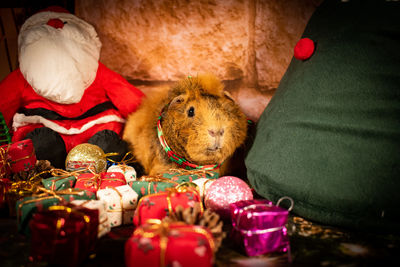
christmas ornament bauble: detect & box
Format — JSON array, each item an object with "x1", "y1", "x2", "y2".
[
  {"x1": 65, "y1": 143, "x2": 107, "y2": 173},
  {"x1": 107, "y1": 164, "x2": 136, "y2": 183},
  {"x1": 204, "y1": 176, "x2": 253, "y2": 219}
]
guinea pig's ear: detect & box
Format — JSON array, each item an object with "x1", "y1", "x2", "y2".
[
  {"x1": 223, "y1": 91, "x2": 235, "y2": 102},
  {"x1": 169, "y1": 95, "x2": 185, "y2": 109}
]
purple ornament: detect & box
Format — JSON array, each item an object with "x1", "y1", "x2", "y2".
[{"x1": 204, "y1": 176, "x2": 253, "y2": 219}]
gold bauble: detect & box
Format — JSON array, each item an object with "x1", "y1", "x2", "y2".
[{"x1": 65, "y1": 143, "x2": 107, "y2": 173}]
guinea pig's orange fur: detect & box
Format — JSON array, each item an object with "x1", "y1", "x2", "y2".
[{"x1": 123, "y1": 74, "x2": 248, "y2": 176}]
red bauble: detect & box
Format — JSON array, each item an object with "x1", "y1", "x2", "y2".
[{"x1": 294, "y1": 38, "x2": 315, "y2": 60}]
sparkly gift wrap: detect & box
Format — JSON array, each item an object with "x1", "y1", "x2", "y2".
[
  {"x1": 29, "y1": 205, "x2": 99, "y2": 267},
  {"x1": 0, "y1": 139, "x2": 36, "y2": 174},
  {"x1": 74, "y1": 172, "x2": 126, "y2": 193},
  {"x1": 71, "y1": 199, "x2": 111, "y2": 238},
  {"x1": 65, "y1": 143, "x2": 109, "y2": 173},
  {"x1": 107, "y1": 164, "x2": 137, "y2": 183},
  {"x1": 97, "y1": 184, "x2": 138, "y2": 227},
  {"x1": 125, "y1": 220, "x2": 215, "y2": 267},
  {"x1": 16, "y1": 188, "x2": 96, "y2": 235},
  {"x1": 129, "y1": 176, "x2": 178, "y2": 199},
  {"x1": 162, "y1": 168, "x2": 219, "y2": 183},
  {"x1": 204, "y1": 176, "x2": 253, "y2": 220},
  {"x1": 133, "y1": 186, "x2": 202, "y2": 226},
  {"x1": 229, "y1": 199, "x2": 291, "y2": 256}
]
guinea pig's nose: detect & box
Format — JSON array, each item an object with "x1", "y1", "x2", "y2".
[
  {"x1": 208, "y1": 129, "x2": 224, "y2": 137},
  {"x1": 47, "y1": 18, "x2": 64, "y2": 29}
]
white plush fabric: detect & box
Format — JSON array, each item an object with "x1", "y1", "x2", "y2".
[{"x1": 18, "y1": 11, "x2": 101, "y2": 104}]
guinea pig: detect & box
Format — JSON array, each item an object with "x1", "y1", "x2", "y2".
[{"x1": 122, "y1": 74, "x2": 248, "y2": 176}]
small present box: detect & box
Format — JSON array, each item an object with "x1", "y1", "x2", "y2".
[
  {"x1": 29, "y1": 204, "x2": 99, "y2": 267},
  {"x1": 41, "y1": 169, "x2": 89, "y2": 191},
  {"x1": 97, "y1": 184, "x2": 138, "y2": 227},
  {"x1": 192, "y1": 178, "x2": 216, "y2": 200},
  {"x1": 133, "y1": 185, "x2": 202, "y2": 226},
  {"x1": 129, "y1": 175, "x2": 178, "y2": 199},
  {"x1": 42, "y1": 175, "x2": 77, "y2": 191},
  {"x1": 16, "y1": 188, "x2": 96, "y2": 235},
  {"x1": 229, "y1": 199, "x2": 292, "y2": 257},
  {"x1": 107, "y1": 164, "x2": 137, "y2": 183},
  {"x1": 75, "y1": 172, "x2": 126, "y2": 193},
  {"x1": 71, "y1": 199, "x2": 111, "y2": 238},
  {"x1": 6, "y1": 178, "x2": 43, "y2": 217},
  {"x1": 162, "y1": 168, "x2": 219, "y2": 183},
  {"x1": 125, "y1": 220, "x2": 215, "y2": 267},
  {"x1": 0, "y1": 139, "x2": 36, "y2": 174}
]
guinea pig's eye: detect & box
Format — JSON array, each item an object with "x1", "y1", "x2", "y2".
[{"x1": 187, "y1": 106, "x2": 195, "y2": 117}]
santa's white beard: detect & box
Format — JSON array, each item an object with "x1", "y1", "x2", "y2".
[{"x1": 19, "y1": 25, "x2": 99, "y2": 104}]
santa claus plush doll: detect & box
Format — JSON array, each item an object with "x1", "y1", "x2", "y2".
[{"x1": 0, "y1": 7, "x2": 144, "y2": 168}]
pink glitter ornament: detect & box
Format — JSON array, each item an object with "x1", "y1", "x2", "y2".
[{"x1": 204, "y1": 176, "x2": 253, "y2": 219}]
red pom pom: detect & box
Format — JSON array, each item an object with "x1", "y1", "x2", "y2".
[
  {"x1": 294, "y1": 38, "x2": 315, "y2": 60},
  {"x1": 47, "y1": 18, "x2": 64, "y2": 29}
]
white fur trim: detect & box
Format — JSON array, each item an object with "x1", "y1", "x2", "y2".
[{"x1": 12, "y1": 113, "x2": 125, "y2": 135}]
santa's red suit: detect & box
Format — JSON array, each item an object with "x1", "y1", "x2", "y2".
[{"x1": 0, "y1": 7, "x2": 144, "y2": 167}]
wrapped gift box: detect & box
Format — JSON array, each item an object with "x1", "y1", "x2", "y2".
[
  {"x1": 125, "y1": 220, "x2": 215, "y2": 267},
  {"x1": 71, "y1": 199, "x2": 111, "y2": 238},
  {"x1": 16, "y1": 188, "x2": 96, "y2": 235},
  {"x1": 162, "y1": 168, "x2": 219, "y2": 183},
  {"x1": 133, "y1": 186, "x2": 202, "y2": 226},
  {"x1": 107, "y1": 164, "x2": 137, "y2": 183},
  {"x1": 229, "y1": 199, "x2": 291, "y2": 257},
  {"x1": 0, "y1": 139, "x2": 36, "y2": 174},
  {"x1": 97, "y1": 184, "x2": 138, "y2": 227},
  {"x1": 42, "y1": 175, "x2": 77, "y2": 191},
  {"x1": 192, "y1": 178, "x2": 216, "y2": 200},
  {"x1": 75, "y1": 172, "x2": 126, "y2": 193},
  {"x1": 129, "y1": 176, "x2": 178, "y2": 199},
  {"x1": 29, "y1": 204, "x2": 98, "y2": 267}
]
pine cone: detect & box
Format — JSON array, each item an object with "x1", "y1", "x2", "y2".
[
  {"x1": 163, "y1": 203, "x2": 226, "y2": 252},
  {"x1": 12, "y1": 160, "x2": 54, "y2": 182}
]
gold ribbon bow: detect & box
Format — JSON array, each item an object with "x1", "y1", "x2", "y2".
[
  {"x1": 0, "y1": 146, "x2": 11, "y2": 178},
  {"x1": 106, "y1": 151, "x2": 137, "y2": 165},
  {"x1": 167, "y1": 168, "x2": 218, "y2": 179},
  {"x1": 17, "y1": 186, "x2": 89, "y2": 224},
  {"x1": 136, "y1": 183, "x2": 203, "y2": 226},
  {"x1": 48, "y1": 168, "x2": 89, "y2": 190},
  {"x1": 134, "y1": 219, "x2": 215, "y2": 267},
  {"x1": 77, "y1": 168, "x2": 125, "y2": 191}
]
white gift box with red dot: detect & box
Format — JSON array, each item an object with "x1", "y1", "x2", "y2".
[{"x1": 97, "y1": 185, "x2": 138, "y2": 227}]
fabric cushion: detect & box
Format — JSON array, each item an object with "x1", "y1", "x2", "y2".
[{"x1": 245, "y1": 0, "x2": 400, "y2": 232}]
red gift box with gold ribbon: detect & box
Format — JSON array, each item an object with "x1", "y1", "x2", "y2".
[
  {"x1": 125, "y1": 219, "x2": 215, "y2": 267},
  {"x1": 0, "y1": 139, "x2": 36, "y2": 176},
  {"x1": 74, "y1": 171, "x2": 126, "y2": 193},
  {"x1": 29, "y1": 204, "x2": 99, "y2": 266},
  {"x1": 133, "y1": 185, "x2": 202, "y2": 226}
]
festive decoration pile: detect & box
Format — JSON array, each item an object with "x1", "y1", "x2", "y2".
[{"x1": 0, "y1": 139, "x2": 293, "y2": 266}]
